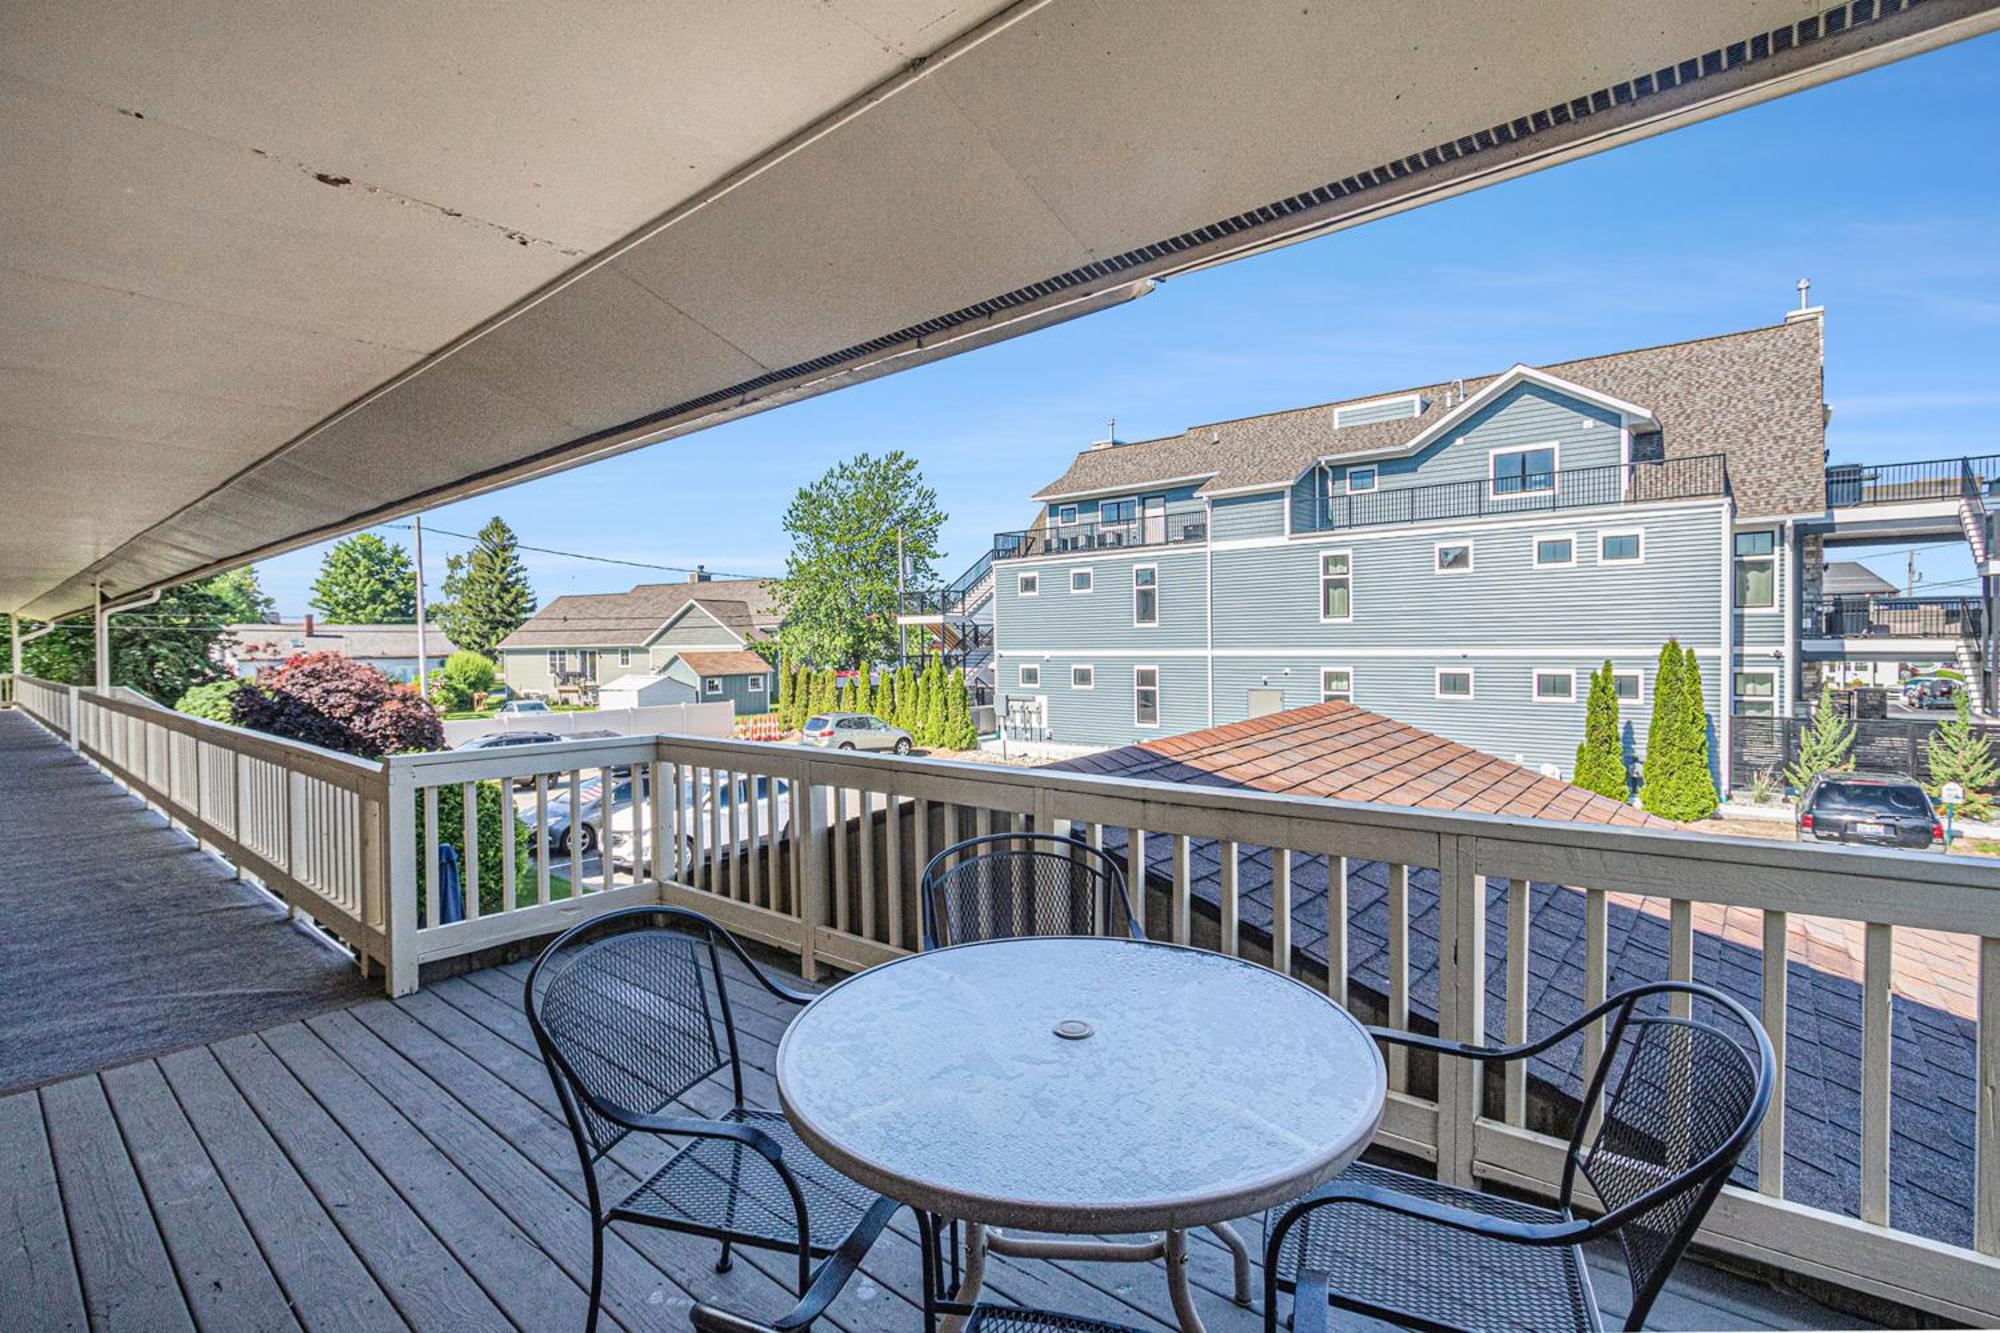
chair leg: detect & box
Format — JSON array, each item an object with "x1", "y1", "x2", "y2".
[
  {"x1": 716, "y1": 1238, "x2": 734, "y2": 1274},
  {"x1": 586, "y1": 1222, "x2": 605, "y2": 1333}
]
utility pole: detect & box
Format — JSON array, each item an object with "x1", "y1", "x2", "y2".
[
  {"x1": 413, "y1": 516, "x2": 430, "y2": 699},
  {"x1": 895, "y1": 526, "x2": 906, "y2": 669},
  {"x1": 1906, "y1": 550, "x2": 1921, "y2": 596}
]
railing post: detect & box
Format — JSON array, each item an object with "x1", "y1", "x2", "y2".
[
  {"x1": 1434, "y1": 832, "x2": 1485, "y2": 1189},
  {"x1": 797, "y1": 752, "x2": 824, "y2": 982},
  {"x1": 384, "y1": 758, "x2": 420, "y2": 997}
]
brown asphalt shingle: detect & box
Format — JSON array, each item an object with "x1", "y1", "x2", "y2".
[
  {"x1": 495, "y1": 578, "x2": 778, "y2": 650},
  {"x1": 1032, "y1": 317, "x2": 1825, "y2": 519}
]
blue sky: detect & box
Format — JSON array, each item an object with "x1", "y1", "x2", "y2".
[{"x1": 259, "y1": 34, "x2": 2000, "y2": 615}]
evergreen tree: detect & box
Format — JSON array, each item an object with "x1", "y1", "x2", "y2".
[
  {"x1": 1573, "y1": 661, "x2": 1627, "y2": 800},
  {"x1": 946, "y1": 667, "x2": 977, "y2": 749},
  {"x1": 1674, "y1": 645, "x2": 1719, "y2": 818},
  {"x1": 880, "y1": 669, "x2": 898, "y2": 729},
  {"x1": 924, "y1": 661, "x2": 947, "y2": 747},
  {"x1": 436, "y1": 517, "x2": 536, "y2": 657},
  {"x1": 1640, "y1": 642, "x2": 1686, "y2": 819},
  {"x1": 310, "y1": 533, "x2": 417, "y2": 623},
  {"x1": 855, "y1": 667, "x2": 873, "y2": 718},
  {"x1": 898, "y1": 664, "x2": 917, "y2": 730},
  {"x1": 817, "y1": 667, "x2": 837, "y2": 716},
  {"x1": 833, "y1": 679, "x2": 848, "y2": 714},
  {"x1": 1927, "y1": 690, "x2": 1998, "y2": 817},
  {"x1": 775, "y1": 654, "x2": 791, "y2": 725},
  {"x1": 1786, "y1": 683, "x2": 1856, "y2": 792}
]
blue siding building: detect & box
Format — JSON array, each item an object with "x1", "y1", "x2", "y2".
[{"x1": 989, "y1": 312, "x2": 1898, "y2": 788}]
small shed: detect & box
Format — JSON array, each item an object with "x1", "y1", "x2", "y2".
[
  {"x1": 597, "y1": 672, "x2": 696, "y2": 710},
  {"x1": 662, "y1": 650, "x2": 777, "y2": 715}
]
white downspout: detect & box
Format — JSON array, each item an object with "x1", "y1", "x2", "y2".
[
  {"x1": 1718, "y1": 507, "x2": 1734, "y2": 801},
  {"x1": 414, "y1": 516, "x2": 431, "y2": 699},
  {"x1": 94, "y1": 586, "x2": 164, "y2": 694},
  {"x1": 1205, "y1": 501, "x2": 1215, "y2": 728},
  {"x1": 1781, "y1": 518, "x2": 1797, "y2": 717}
]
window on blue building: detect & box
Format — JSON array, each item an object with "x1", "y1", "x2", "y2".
[{"x1": 1491, "y1": 445, "x2": 1557, "y2": 496}]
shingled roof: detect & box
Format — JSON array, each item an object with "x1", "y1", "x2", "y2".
[
  {"x1": 495, "y1": 578, "x2": 777, "y2": 651},
  {"x1": 1046, "y1": 702, "x2": 1979, "y2": 1248},
  {"x1": 1032, "y1": 316, "x2": 1825, "y2": 520}
]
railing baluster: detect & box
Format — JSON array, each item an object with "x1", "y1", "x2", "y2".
[
  {"x1": 1386, "y1": 862, "x2": 1409, "y2": 1090},
  {"x1": 1505, "y1": 877, "x2": 1530, "y2": 1126},
  {"x1": 536, "y1": 774, "x2": 551, "y2": 905},
  {"x1": 1669, "y1": 898, "x2": 1693, "y2": 1018},
  {"x1": 886, "y1": 789, "x2": 903, "y2": 949},
  {"x1": 748, "y1": 770, "x2": 765, "y2": 907},
  {"x1": 602, "y1": 765, "x2": 617, "y2": 894},
  {"x1": 1217, "y1": 840, "x2": 1239, "y2": 956},
  {"x1": 461, "y1": 780, "x2": 480, "y2": 919},
  {"x1": 1271, "y1": 849, "x2": 1292, "y2": 976},
  {"x1": 568, "y1": 769, "x2": 583, "y2": 896},
  {"x1": 499, "y1": 779, "x2": 515, "y2": 913},
  {"x1": 710, "y1": 767, "x2": 727, "y2": 899},
  {"x1": 1862, "y1": 922, "x2": 1893, "y2": 1227},
  {"x1": 1761, "y1": 909, "x2": 1788, "y2": 1199},
  {"x1": 1127, "y1": 828, "x2": 1146, "y2": 934},
  {"x1": 859, "y1": 788, "x2": 877, "y2": 941},
  {"x1": 913, "y1": 796, "x2": 931, "y2": 941},
  {"x1": 1170, "y1": 834, "x2": 1191, "y2": 945},
  {"x1": 831, "y1": 786, "x2": 849, "y2": 931},
  {"x1": 1326, "y1": 855, "x2": 1348, "y2": 1005},
  {"x1": 422, "y1": 785, "x2": 440, "y2": 930}
]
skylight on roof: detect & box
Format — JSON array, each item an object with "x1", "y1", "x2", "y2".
[{"x1": 1333, "y1": 393, "x2": 1425, "y2": 429}]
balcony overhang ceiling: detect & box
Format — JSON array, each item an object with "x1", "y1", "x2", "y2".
[{"x1": 6, "y1": 0, "x2": 1997, "y2": 619}]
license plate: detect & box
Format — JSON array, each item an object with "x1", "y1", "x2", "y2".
[{"x1": 1854, "y1": 821, "x2": 1887, "y2": 836}]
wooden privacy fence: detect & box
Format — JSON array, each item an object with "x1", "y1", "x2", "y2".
[{"x1": 1731, "y1": 711, "x2": 2000, "y2": 787}]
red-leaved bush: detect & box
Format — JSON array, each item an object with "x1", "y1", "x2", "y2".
[{"x1": 231, "y1": 652, "x2": 443, "y2": 758}]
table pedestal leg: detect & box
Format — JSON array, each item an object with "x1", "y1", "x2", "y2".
[
  {"x1": 1166, "y1": 1229, "x2": 1206, "y2": 1333},
  {"x1": 1204, "y1": 1221, "x2": 1254, "y2": 1305}
]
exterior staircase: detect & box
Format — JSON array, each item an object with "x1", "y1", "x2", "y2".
[{"x1": 899, "y1": 551, "x2": 996, "y2": 701}]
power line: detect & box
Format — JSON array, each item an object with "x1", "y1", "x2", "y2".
[{"x1": 383, "y1": 522, "x2": 776, "y2": 582}]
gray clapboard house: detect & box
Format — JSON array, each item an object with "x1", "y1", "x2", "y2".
[
  {"x1": 989, "y1": 306, "x2": 2000, "y2": 785},
  {"x1": 494, "y1": 567, "x2": 778, "y2": 704}
]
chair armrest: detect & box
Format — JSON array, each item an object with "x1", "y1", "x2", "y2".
[
  {"x1": 600, "y1": 1106, "x2": 785, "y2": 1162},
  {"x1": 1278, "y1": 1178, "x2": 1589, "y2": 1249},
  {"x1": 691, "y1": 1196, "x2": 903, "y2": 1333},
  {"x1": 706, "y1": 921, "x2": 820, "y2": 1007},
  {"x1": 1364, "y1": 1026, "x2": 1513, "y2": 1061}
]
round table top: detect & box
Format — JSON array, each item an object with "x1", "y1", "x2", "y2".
[{"x1": 776, "y1": 937, "x2": 1386, "y2": 1233}]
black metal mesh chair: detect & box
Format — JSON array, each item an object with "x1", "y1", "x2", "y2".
[
  {"x1": 920, "y1": 831, "x2": 1140, "y2": 949},
  {"x1": 525, "y1": 906, "x2": 899, "y2": 1333},
  {"x1": 1266, "y1": 981, "x2": 1773, "y2": 1333}
]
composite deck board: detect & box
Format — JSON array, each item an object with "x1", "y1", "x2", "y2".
[
  {"x1": 38, "y1": 1075, "x2": 195, "y2": 1332},
  {"x1": 7, "y1": 946, "x2": 1870, "y2": 1332},
  {"x1": 0, "y1": 1087, "x2": 87, "y2": 1332},
  {"x1": 95, "y1": 1060, "x2": 299, "y2": 1333},
  {"x1": 156, "y1": 1044, "x2": 402, "y2": 1333}
]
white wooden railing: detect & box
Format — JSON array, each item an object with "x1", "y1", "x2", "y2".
[
  {"x1": 11, "y1": 674, "x2": 393, "y2": 978},
  {"x1": 390, "y1": 731, "x2": 2000, "y2": 1324},
  {"x1": 9, "y1": 678, "x2": 1998, "y2": 1322}
]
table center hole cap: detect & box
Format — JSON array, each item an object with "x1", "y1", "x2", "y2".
[{"x1": 1053, "y1": 1019, "x2": 1094, "y2": 1041}]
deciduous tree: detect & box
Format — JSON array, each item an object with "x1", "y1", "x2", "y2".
[
  {"x1": 310, "y1": 533, "x2": 417, "y2": 623},
  {"x1": 775, "y1": 451, "x2": 943, "y2": 669}
]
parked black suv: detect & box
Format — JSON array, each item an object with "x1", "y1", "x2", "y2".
[{"x1": 1797, "y1": 774, "x2": 1942, "y2": 850}]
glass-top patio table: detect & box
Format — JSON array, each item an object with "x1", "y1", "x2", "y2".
[{"x1": 777, "y1": 936, "x2": 1387, "y2": 1332}]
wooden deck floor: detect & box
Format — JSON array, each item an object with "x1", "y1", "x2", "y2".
[{"x1": 2, "y1": 945, "x2": 1873, "y2": 1333}]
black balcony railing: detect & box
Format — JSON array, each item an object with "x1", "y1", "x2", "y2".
[
  {"x1": 1811, "y1": 594, "x2": 1984, "y2": 640},
  {"x1": 1301, "y1": 452, "x2": 1727, "y2": 533},
  {"x1": 901, "y1": 553, "x2": 994, "y2": 617},
  {"x1": 1825, "y1": 453, "x2": 2000, "y2": 508},
  {"x1": 992, "y1": 506, "x2": 1210, "y2": 561}
]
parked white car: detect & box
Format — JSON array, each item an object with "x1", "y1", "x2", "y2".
[
  {"x1": 527, "y1": 768, "x2": 648, "y2": 857},
  {"x1": 607, "y1": 773, "x2": 792, "y2": 870}
]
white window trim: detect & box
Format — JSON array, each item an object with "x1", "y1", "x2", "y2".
[
  {"x1": 1735, "y1": 528, "x2": 1780, "y2": 614},
  {"x1": 1319, "y1": 549, "x2": 1354, "y2": 623},
  {"x1": 1321, "y1": 666, "x2": 1354, "y2": 703},
  {"x1": 547, "y1": 650, "x2": 565, "y2": 674},
  {"x1": 747, "y1": 675, "x2": 765, "y2": 693},
  {"x1": 1346, "y1": 465, "x2": 1379, "y2": 494},
  {"x1": 1611, "y1": 670, "x2": 1643, "y2": 703},
  {"x1": 1488, "y1": 441, "x2": 1561, "y2": 500},
  {"x1": 1070, "y1": 567, "x2": 1094, "y2": 595},
  {"x1": 1134, "y1": 665, "x2": 1161, "y2": 729},
  {"x1": 1532, "y1": 668, "x2": 1578, "y2": 703},
  {"x1": 1599, "y1": 529, "x2": 1645, "y2": 564},
  {"x1": 1071, "y1": 665, "x2": 1095, "y2": 690},
  {"x1": 618, "y1": 647, "x2": 632, "y2": 666},
  {"x1": 1733, "y1": 669, "x2": 1777, "y2": 712},
  {"x1": 1017, "y1": 572, "x2": 1040, "y2": 597},
  {"x1": 1058, "y1": 505, "x2": 1078, "y2": 525},
  {"x1": 1018, "y1": 664, "x2": 1041, "y2": 688},
  {"x1": 704, "y1": 678, "x2": 722, "y2": 695},
  {"x1": 1435, "y1": 667, "x2": 1476, "y2": 700},
  {"x1": 1434, "y1": 541, "x2": 1475, "y2": 575},
  {"x1": 1532, "y1": 532, "x2": 1578, "y2": 569},
  {"x1": 1132, "y1": 564, "x2": 1159, "y2": 628}
]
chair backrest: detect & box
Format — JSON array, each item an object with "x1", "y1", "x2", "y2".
[
  {"x1": 1563, "y1": 984, "x2": 1772, "y2": 1329},
  {"x1": 920, "y1": 831, "x2": 1141, "y2": 949},
  {"x1": 524, "y1": 907, "x2": 743, "y2": 1161}
]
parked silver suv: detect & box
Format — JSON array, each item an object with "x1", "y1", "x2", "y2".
[{"x1": 801, "y1": 712, "x2": 913, "y2": 753}]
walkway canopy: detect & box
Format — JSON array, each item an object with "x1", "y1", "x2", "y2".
[{"x1": 7, "y1": 0, "x2": 1998, "y2": 619}]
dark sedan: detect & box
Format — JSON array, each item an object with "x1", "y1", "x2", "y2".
[{"x1": 1796, "y1": 774, "x2": 1942, "y2": 850}]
